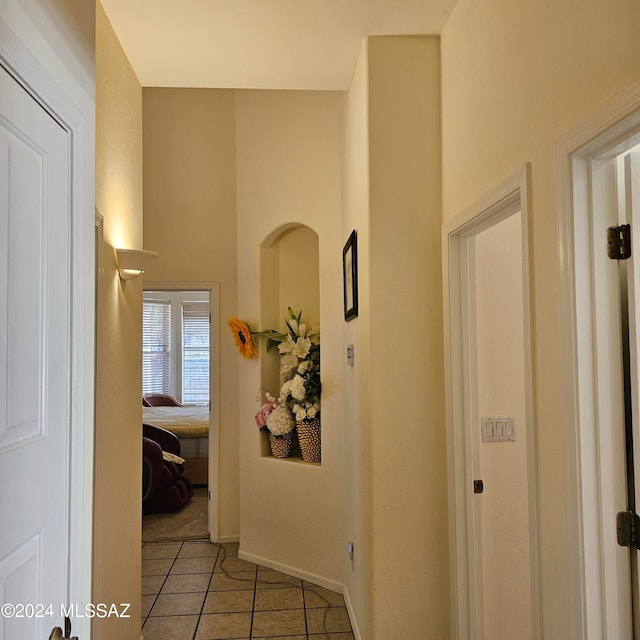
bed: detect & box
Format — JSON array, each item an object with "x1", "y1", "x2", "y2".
[{"x1": 143, "y1": 405, "x2": 210, "y2": 484}]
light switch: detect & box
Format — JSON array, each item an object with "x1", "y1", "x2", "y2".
[
  {"x1": 346, "y1": 344, "x2": 355, "y2": 366},
  {"x1": 481, "y1": 416, "x2": 516, "y2": 442}
]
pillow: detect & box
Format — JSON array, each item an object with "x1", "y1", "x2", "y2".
[{"x1": 162, "y1": 451, "x2": 185, "y2": 465}]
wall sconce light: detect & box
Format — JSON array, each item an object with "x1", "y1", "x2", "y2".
[{"x1": 115, "y1": 248, "x2": 159, "y2": 280}]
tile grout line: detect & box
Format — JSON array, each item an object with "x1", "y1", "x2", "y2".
[
  {"x1": 191, "y1": 542, "x2": 220, "y2": 640},
  {"x1": 142, "y1": 540, "x2": 354, "y2": 639},
  {"x1": 142, "y1": 541, "x2": 184, "y2": 634},
  {"x1": 301, "y1": 581, "x2": 309, "y2": 640},
  {"x1": 250, "y1": 554, "x2": 257, "y2": 639}
]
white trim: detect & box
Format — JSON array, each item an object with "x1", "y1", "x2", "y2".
[
  {"x1": 0, "y1": 5, "x2": 95, "y2": 638},
  {"x1": 238, "y1": 549, "x2": 344, "y2": 594},
  {"x1": 442, "y1": 165, "x2": 541, "y2": 639},
  {"x1": 144, "y1": 281, "x2": 221, "y2": 543},
  {"x1": 556, "y1": 80, "x2": 640, "y2": 640},
  {"x1": 342, "y1": 586, "x2": 363, "y2": 640}
]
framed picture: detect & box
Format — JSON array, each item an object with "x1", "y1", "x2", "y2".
[{"x1": 343, "y1": 230, "x2": 358, "y2": 321}]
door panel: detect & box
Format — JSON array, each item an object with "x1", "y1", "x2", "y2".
[{"x1": 0, "y1": 66, "x2": 71, "y2": 637}]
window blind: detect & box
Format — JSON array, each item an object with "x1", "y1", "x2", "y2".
[
  {"x1": 182, "y1": 302, "x2": 210, "y2": 404},
  {"x1": 142, "y1": 300, "x2": 172, "y2": 396}
]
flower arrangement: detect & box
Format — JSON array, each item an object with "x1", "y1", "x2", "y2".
[
  {"x1": 238, "y1": 308, "x2": 321, "y2": 438},
  {"x1": 254, "y1": 391, "x2": 296, "y2": 438},
  {"x1": 266, "y1": 308, "x2": 320, "y2": 423}
]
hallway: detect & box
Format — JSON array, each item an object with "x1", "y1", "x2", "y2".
[{"x1": 141, "y1": 539, "x2": 354, "y2": 639}]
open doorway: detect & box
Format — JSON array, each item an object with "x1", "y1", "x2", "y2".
[
  {"x1": 141, "y1": 282, "x2": 220, "y2": 543},
  {"x1": 558, "y1": 87, "x2": 640, "y2": 637},
  {"x1": 443, "y1": 166, "x2": 541, "y2": 639},
  {"x1": 143, "y1": 289, "x2": 210, "y2": 483}
]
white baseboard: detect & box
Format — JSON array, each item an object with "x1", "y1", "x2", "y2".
[
  {"x1": 342, "y1": 585, "x2": 363, "y2": 640},
  {"x1": 238, "y1": 549, "x2": 343, "y2": 594}
]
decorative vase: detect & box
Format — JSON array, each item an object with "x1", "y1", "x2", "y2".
[
  {"x1": 296, "y1": 418, "x2": 321, "y2": 462},
  {"x1": 269, "y1": 432, "x2": 293, "y2": 458}
]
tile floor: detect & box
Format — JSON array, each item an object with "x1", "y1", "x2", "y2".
[{"x1": 141, "y1": 539, "x2": 355, "y2": 640}]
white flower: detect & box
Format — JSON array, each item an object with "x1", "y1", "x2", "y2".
[
  {"x1": 297, "y1": 360, "x2": 310, "y2": 374},
  {"x1": 298, "y1": 323, "x2": 307, "y2": 338},
  {"x1": 291, "y1": 337, "x2": 311, "y2": 359},
  {"x1": 289, "y1": 374, "x2": 306, "y2": 401},
  {"x1": 280, "y1": 379, "x2": 292, "y2": 398},
  {"x1": 280, "y1": 354, "x2": 298, "y2": 377},
  {"x1": 295, "y1": 406, "x2": 307, "y2": 421},
  {"x1": 307, "y1": 405, "x2": 317, "y2": 418},
  {"x1": 266, "y1": 405, "x2": 295, "y2": 436},
  {"x1": 278, "y1": 336, "x2": 295, "y2": 355}
]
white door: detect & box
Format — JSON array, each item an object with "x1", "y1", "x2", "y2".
[{"x1": 0, "y1": 66, "x2": 73, "y2": 638}]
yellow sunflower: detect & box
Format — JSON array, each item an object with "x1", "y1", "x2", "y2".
[{"x1": 228, "y1": 317, "x2": 257, "y2": 358}]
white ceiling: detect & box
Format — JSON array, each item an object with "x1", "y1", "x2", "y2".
[{"x1": 100, "y1": 0, "x2": 457, "y2": 90}]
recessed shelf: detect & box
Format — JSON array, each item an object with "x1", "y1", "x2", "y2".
[{"x1": 261, "y1": 453, "x2": 321, "y2": 467}]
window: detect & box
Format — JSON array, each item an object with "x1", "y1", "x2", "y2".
[
  {"x1": 182, "y1": 302, "x2": 210, "y2": 405},
  {"x1": 142, "y1": 291, "x2": 211, "y2": 405},
  {"x1": 142, "y1": 300, "x2": 172, "y2": 395}
]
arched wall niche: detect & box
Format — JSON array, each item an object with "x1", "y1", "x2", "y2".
[{"x1": 259, "y1": 223, "x2": 320, "y2": 458}]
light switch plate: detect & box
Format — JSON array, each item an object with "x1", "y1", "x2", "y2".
[
  {"x1": 481, "y1": 416, "x2": 515, "y2": 442},
  {"x1": 346, "y1": 344, "x2": 355, "y2": 366}
]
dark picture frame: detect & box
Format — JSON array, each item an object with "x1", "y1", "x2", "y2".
[{"x1": 343, "y1": 230, "x2": 358, "y2": 321}]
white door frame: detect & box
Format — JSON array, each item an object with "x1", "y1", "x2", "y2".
[
  {"x1": 0, "y1": 1, "x2": 95, "y2": 636},
  {"x1": 442, "y1": 165, "x2": 541, "y2": 639},
  {"x1": 144, "y1": 281, "x2": 221, "y2": 542},
  {"x1": 556, "y1": 80, "x2": 640, "y2": 639}
]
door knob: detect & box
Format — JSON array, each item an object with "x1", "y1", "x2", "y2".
[{"x1": 48, "y1": 616, "x2": 78, "y2": 639}]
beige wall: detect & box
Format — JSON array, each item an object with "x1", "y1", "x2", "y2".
[
  {"x1": 142, "y1": 88, "x2": 239, "y2": 538},
  {"x1": 236, "y1": 89, "x2": 345, "y2": 585},
  {"x1": 277, "y1": 226, "x2": 320, "y2": 327},
  {"x1": 340, "y1": 36, "x2": 447, "y2": 639},
  {"x1": 367, "y1": 36, "x2": 448, "y2": 639},
  {"x1": 441, "y1": 0, "x2": 640, "y2": 635},
  {"x1": 341, "y1": 39, "x2": 373, "y2": 640},
  {"x1": 94, "y1": 3, "x2": 143, "y2": 638}
]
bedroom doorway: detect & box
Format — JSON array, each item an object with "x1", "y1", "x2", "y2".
[{"x1": 142, "y1": 282, "x2": 220, "y2": 542}]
